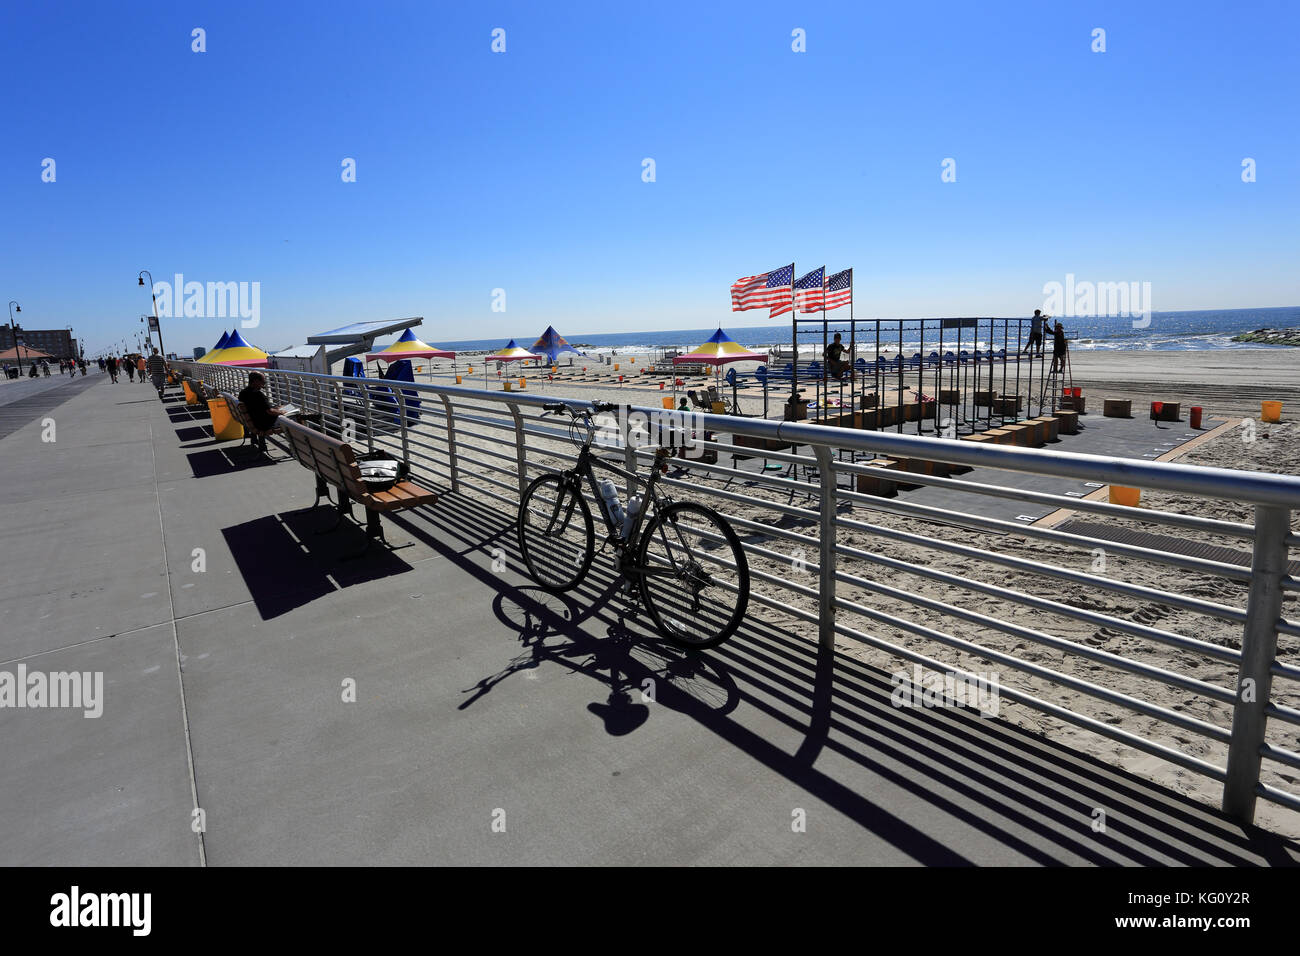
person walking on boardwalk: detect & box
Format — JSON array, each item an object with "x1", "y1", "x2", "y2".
[
  {"x1": 1050, "y1": 320, "x2": 1068, "y2": 375},
  {"x1": 145, "y1": 348, "x2": 168, "y2": 399},
  {"x1": 106, "y1": 356, "x2": 119, "y2": 383},
  {"x1": 136, "y1": 354, "x2": 147, "y2": 384},
  {"x1": 1022, "y1": 310, "x2": 1046, "y2": 356}
]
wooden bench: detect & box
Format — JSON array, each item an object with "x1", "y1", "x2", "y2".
[{"x1": 280, "y1": 418, "x2": 440, "y2": 558}]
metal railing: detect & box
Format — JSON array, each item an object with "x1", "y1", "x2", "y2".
[{"x1": 177, "y1": 361, "x2": 1300, "y2": 825}]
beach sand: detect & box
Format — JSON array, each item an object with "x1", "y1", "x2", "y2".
[{"x1": 355, "y1": 349, "x2": 1300, "y2": 835}]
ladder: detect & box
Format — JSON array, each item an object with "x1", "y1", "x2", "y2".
[{"x1": 1038, "y1": 345, "x2": 1074, "y2": 411}]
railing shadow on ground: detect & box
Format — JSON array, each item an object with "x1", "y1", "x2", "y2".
[
  {"x1": 221, "y1": 509, "x2": 415, "y2": 620},
  {"x1": 379, "y1": 490, "x2": 1300, "y2": 866},
  {"x1": 186, "y1": 447, "x2": 280, "y2": 479}
]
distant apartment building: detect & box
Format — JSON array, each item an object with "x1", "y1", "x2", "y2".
[
  {"x1": 0, "y1": 326, "x2": 79, "y2": 358},
  {"x1": 193, "y1": 346, "x2": 207, "y2": 360}
]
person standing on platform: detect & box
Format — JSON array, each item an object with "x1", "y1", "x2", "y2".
[
  {"x1": 1022, "y1": 310, "x2": 1046, "y2": 356},
  {"x1": 823, "y1": 332, "x2": 849, "y2": 379}
]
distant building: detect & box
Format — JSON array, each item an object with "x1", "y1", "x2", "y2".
[
  {"x1": 193, "y1": 346, "x2": 207, "y2": 360},
  {"x1": 0, "y1": 326, "x2": 78, "y2": 359}
]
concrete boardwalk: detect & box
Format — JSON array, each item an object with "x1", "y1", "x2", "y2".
[{"x1": 1, "y1": 374, "x2": 1296, "y2": 866}]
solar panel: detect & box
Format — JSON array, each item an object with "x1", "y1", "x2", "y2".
[{"x1": 307, "y1": 317, "x2": 423, "y2": 344}]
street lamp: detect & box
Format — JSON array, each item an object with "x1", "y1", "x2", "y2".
[
  {"x1": 7, "y1": 300, "x2": 29, "y2": 376},
  {"x1": 137, "y1": 271, "x2": 165, "y2": 357},
  {"x1": 139, "y1": 315, "x2": 153, "y2": 351}
]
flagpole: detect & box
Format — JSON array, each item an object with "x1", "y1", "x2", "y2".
[
  {"x1": 847, "y1": 268, "x2": 854, "y2": 416},
  {"x1": 789, "y1": 262, "x2": 797, "y2": 408},
  {"x1": 817, "y1": 265, "x2": 826, "y2": 421}
]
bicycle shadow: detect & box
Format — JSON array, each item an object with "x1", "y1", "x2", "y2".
[{"x1": 458, "y1": 581, "x2": 741, "y2": 735}]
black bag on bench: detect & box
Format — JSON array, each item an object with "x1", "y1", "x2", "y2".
[{"x1": 353, "y1": 451, "x2": 410, "y2": 493}]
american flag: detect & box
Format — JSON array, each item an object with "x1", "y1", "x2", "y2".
[
  {"x1": 770, "y1": 266, "x2": 825, "y2": 317},
  {"x1": 731, "y1": 263, "x2": 794, "y2": 311},
  {"x1": 824, "y1": 268, "x2": 852, "y2": 311}
]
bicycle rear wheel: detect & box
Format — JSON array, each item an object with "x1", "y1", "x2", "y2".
[
  {"x1": 636, "y1": 502, "x2": 748, "y2": 649},
  {"x1": 517, "y1": 473, "x2": 594, "y2": 591}
]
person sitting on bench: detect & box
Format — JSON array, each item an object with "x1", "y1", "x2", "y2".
[
  {"x1": 824, "y1": 332, "x2": 849, "y2": 379},
  {"x1": 237, "y1": 372, "x2": 288, "y2": 450}
]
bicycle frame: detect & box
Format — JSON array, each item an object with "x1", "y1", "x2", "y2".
[{"x1": 567, "y1": 439, "x2": 667, "y2": 556}]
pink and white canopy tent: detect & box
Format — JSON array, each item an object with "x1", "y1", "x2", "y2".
[
  {"x1": 484, "y1": 339, "x2": 542, "y2": 386},
  {"x1": 366, "y1": 328, "x2": 455, "y2": 363},
  {"x1": 486, "y1": 339, "x2": 542, "y2": 364}
]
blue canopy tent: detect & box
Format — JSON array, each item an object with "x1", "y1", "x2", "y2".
[{"x1": 530, "y1": 326, "x2": 584, "y2": 365}]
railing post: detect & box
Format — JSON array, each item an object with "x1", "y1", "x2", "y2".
[
  {"x1": 394, "y1": 383, "x2": 410, "y2": 462},
  {"x1": 506, "y1": 402, "x2": 527, "y2": 500},
  {"x1": 1222, "y1": 504, "x2": 1290, "y2": 823},
  {"x1": 361, "y1": 382, "x2": 376, "y2": 452},
  {"x1": 333, "y1": 382, "x2": 345, "y2": 440},
  {"x1": 623, "y1": 405, "x2": 637, "y2": 499},
  {"x1": 438, "y1": 395, "x2": 459, "y2": 493},
  {"x1": 814, "y1": 445, "x2": 837, "y2": 652}
]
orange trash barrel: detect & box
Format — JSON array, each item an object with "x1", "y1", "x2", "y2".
[
  {"x1": 1261, "y1": 400, "x2": 1282, "y2": 423},
  {"x1": 1190, "y1": 406, "x2": 1203, "y2": 429},
  {"x1": 1108, "y1": 486, "x2": 1141, "y2": 507},
  {"x1": 208, "y1": 398, "x2": 243, "y2": 442}
]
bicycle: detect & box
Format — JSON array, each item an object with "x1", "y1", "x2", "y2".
[{"x1": 516, "y1": 401, "x2": 750, "y2": 650}]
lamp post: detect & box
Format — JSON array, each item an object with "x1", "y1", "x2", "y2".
[
  {"x1": 7, "y1": 300, "x2": 29, "y2": 376},
  {"x1": 140, "y1": 315, "x2": 153, "y2": 351},
  {"x1": 137, "y1": 270, "x2": 165, "y2": 357}
]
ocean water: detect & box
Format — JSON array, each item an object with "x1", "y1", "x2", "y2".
[{"x1": 437, "y1": 307, "x2": 1300, "y2": 355}]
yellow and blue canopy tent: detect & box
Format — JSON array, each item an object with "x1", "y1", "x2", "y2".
[
  {"x1": 210, "y1": 330, "x2": 270, "y2": 368},
  {"x1": 198, "y1": 330, "x2": 231, "y2": 363}
]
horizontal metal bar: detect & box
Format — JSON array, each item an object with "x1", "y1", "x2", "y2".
[
  {"x1": 1258, "y1": 742, "x2": 1300, "y2": 772},
  {"x1": 832, "y1": 553, "x2": 1239, "y2": 700},
  {"x1": 831, "y1": 510, "x2": 1251, "y2": 626},
  {"x1": 831, "y1": 539, "x2": 1241, "y2": 664},
  {"x1": 1255, "y1": 781, "x2": 1300, "y2": 813}
]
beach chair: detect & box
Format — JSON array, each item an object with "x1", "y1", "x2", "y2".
[
  {"x1": 927, "y1": 351, "x2": 941, "y2": 367},
  {"x1": 755, "y1": 365, "x2": 769, "y2": 388}
]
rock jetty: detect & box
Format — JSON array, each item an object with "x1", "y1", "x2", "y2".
[{"x1": 1231, "y1": 328, "x2": 1300, "y2": 346}]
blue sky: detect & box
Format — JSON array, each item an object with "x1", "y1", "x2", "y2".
[{"x1": 2, "y1": 0, "x2": 1297, "y2": 356}]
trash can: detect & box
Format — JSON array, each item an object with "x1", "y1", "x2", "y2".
[
  {"x1": 208, "y1": 398, "x2": 244, "y2": 442},
  {"x1": 1190, "y1": 406, "x2": 1203, "y2": 429},
  {"x1": 1261, "y1": 400, "x2": 1282, "y2": 423}
]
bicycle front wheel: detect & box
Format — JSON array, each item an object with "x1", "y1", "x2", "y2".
[
  {"x1": 517, "y1": 473, "x2": 594, "y2": 591},
  {"x1": 636, "y1": 502, "x2": 749, "y2": 649}
]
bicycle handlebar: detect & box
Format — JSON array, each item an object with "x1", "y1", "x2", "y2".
[{"x1": 542, "y1": 401, "x2": 619, "y2": 416}]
